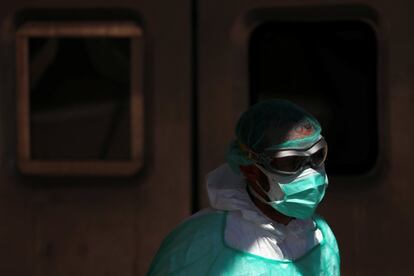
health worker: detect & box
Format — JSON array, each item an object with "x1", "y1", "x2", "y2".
[{"x1": 148, "y1": 99, "x2": 340, "y2": 276}]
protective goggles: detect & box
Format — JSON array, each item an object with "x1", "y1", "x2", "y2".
[{"x1": 251, "y1": 138, "x2": 328, "y2": 175}]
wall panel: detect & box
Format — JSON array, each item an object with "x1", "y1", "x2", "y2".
[{"x1": 0, "y1": 1, "x2": 192, "y2": 275}]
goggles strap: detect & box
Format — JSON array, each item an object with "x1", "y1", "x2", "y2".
[
  {"x1": 247, "y1": 183, "x2": 271, "y2": 205},
  {"x1": 239, "y1": 142, "x2": 259, "y2": 161}
]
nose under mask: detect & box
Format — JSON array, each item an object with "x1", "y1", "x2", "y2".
[{"x1": 248, "y1": 166, "x2": 329, "y2": 219}]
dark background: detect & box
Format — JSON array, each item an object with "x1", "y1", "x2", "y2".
[{"x1": 0, "y1": 1, "x2": 413, "y2": 275}]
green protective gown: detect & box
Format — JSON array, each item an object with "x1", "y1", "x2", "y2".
[{"x1": 147, "y1": 211, "x2": 340, "y2": 276}]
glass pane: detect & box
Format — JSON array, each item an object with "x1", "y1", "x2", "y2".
[
  {"x1": 29, "y1": 37, "x2": 131, "y2": 160},
  {"x1": 249, "y1": 21, "x2": 378, "y2": 174}
]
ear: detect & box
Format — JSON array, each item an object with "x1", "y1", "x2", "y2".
[
  {"x1": 239, "y1": 164, "x2": 259, "y2": 180},
  {"x1": 239, "y1": 164, "x2": 270, "y2": 191}
]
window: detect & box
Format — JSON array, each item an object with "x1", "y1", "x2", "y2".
[
  {"x1": 249, "y1": 20, "x2": 378, "y2": 174},
  {"x1": 16, "y1": 21, "x2": 144, "y2": 176}
]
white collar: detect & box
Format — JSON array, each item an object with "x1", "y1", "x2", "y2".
[{"x1": 206, "y1": 163, "x2": 315, "y2": 238}]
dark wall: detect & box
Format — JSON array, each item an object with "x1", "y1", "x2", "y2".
[
  {"x1": 197, "y1": 1, "x2": 414, "y2": 275},
  {"x1": 0, "y1": 1, "x2": 191, "y2": 276},
  {"x1": 1, "y1": 0, "x2": 414, "y2": 275}
]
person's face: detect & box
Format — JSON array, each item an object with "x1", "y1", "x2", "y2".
[{"x1": 240, "y1": 125, "x2": 318, "y2": 199}]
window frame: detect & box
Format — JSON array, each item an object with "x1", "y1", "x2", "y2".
[{"x1": 16, "y1": 21, "x2": 144, "y2": 176}]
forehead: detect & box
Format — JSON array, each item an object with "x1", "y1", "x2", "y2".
[
  {"x1": 285, "y1": 122, "x2": 315, "y2": 141},
  {"x1": 263, "y1": 121, "x2": 320, "y2": 151}
]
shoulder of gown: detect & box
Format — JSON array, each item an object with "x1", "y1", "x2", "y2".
[{"x1": 147, "y1": 210, "x2": 227, "y2": 276}]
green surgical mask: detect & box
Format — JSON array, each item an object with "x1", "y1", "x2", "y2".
[{"x1": 249, "y1": 166, "x2": 328, "y2": 219}]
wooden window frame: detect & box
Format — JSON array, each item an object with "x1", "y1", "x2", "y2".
[{"x1": 16, "y1": 21, "x2": 144, "y2": 176}]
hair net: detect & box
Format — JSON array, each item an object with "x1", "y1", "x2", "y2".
[{"x1": 226, "y1": 99, "x2": 322, "y2": 173}]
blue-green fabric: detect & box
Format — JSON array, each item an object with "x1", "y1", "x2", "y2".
[
  {"x1": 226, "y1": 99, "x2": 322, "y2": 174},
  {"x1": 269, "y1": 171, "x2": 328, "y2": 219},
  {"x1": 147, "y1": 212, "x2": 340, "y2": 275}
]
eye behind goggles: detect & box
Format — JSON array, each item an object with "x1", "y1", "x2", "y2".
[{"x1": 257, "y1": 138, "x2": 328, "y2": 175}]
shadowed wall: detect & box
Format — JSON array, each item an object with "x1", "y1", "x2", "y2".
[{"x1": 0, "y1": 0, "x2": 413, "y2": 275}]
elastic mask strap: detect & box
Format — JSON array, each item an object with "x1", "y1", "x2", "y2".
[
  {"x1": 254, "y1": 165, "x2": 285, "y2": 200},
  {"x1": 247, "y1": 184, "x2": 272, "y2": 205}
]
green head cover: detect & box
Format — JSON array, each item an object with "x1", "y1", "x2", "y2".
[{"x1": 226, "y1": 99, "x2": 322, "y2": 173}]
